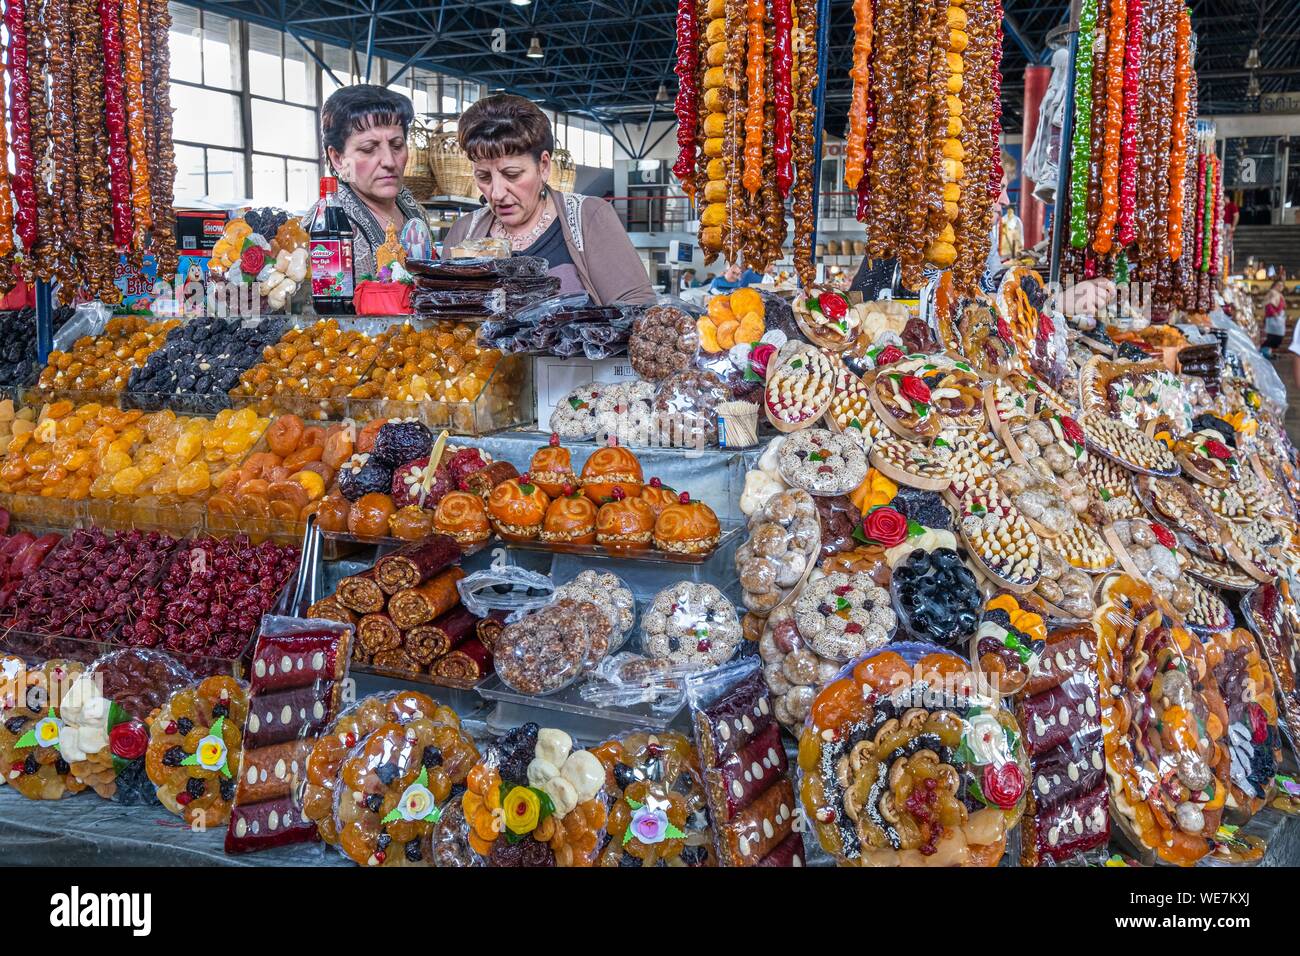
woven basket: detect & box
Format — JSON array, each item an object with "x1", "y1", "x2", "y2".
[
  {"x1": 548, "y1": 148, "x2": 576, "y2": 194},
  {"x1": 403, "y1": 122, "x2": 437, "y2": 200},
  {"x1": 429, "y1": 130, "x2": 476, "y2": 198}
]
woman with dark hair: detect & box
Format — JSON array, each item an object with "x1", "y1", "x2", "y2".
[
  {"x1": 319, "y1": 83, "x2": 432, "y2": 279},
  {"x1": 443, "y1": 94, "x2": 655, "y2": 305}
]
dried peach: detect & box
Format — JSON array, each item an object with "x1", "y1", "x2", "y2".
[{"x1": 283, "y1": 445, "x2": 323, "y2": 469}]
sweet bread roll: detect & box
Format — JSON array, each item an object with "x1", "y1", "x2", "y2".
[
  {"x1": 653, "y1": 497, "x2": 722, "y2": 555},
  {"x1": 596, "y1": 493, "x2": 655, "y2": 549},
  {"x1": 433, "y1": 491, "x2": 491, "y2": 546},
  {"x1": 640, "y1": 477, "x2": 681, "y2": 519},
  {"x1": 580, "y1": 446, "x2": 644, "y2": 503},
  {"x1": 529, "y1": 435, "x2": 577, "y2": 498},
  {"x1": 541, "y1": 494, "x2": 598, "y2": 544},
  {"x1": 487, "y1": 478, "x2": 550, "y2": 541}
]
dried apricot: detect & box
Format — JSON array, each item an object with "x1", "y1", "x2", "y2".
[
  {"x1": 266, "y1": 414, "x2": 306, "y2": 456},
  {"x1": 283, "y1": 445, "x2": 323, "y2": 469}
]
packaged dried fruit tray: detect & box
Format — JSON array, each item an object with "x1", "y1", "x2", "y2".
[{"x1": 346, "y1": 351, "x2": 533, "y2": 437}]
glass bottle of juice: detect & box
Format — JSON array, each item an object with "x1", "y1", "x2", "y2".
[{"x1": 309, "y1": 176, "x2": 355, "y2": 315}]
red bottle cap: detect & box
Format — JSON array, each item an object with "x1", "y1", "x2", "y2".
[{"x1": 320, "y1": 176, "x2": 339, "y2": 198}]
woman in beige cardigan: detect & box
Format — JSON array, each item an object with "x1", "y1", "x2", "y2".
[{"x1": 443, "y1": 95, "x2": 656, "y2": 306}]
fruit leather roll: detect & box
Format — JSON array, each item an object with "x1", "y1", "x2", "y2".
[
  {"x1": 693, "y1": 670, "x2": 775, "y2": 768},
  {"x1": 388, "y1": 567, "x2": 466, "y2": 629},
  {"x1": 372, "y1": 648, "x2": 418, "y2": 673},
  {"x1": 1023, "y1": 627, "x2": 1096, "y2": 697},
  {"x1": 1021, "y1": 670, "x2": 1101, "y2": 757},
  {"x1": 244, "y1": 682, "x2": 333, "y2": 749},
  {"x1": 234, "y1": 739, "x2": 314, "y2": 804},
  {"x1": 460, "y1": 460, "x2": 519, "y2": 501},
  {"x1": 1032, "y1": 783, "x2": 1109, "y2": 863},
  {"x1": 250, "y1": 630, "x2": 349, "y2": 695},
  {"x1": 307, "y1": 597, "x2": 358, "y2": 628},
  {"x1": 1030, "y1": 734, "x2": 1105, "y2": 810},
  {"x1": 756, "y1": 830, "x2": 806, "y2": 867},
  {"x1": 336, "y1": 570, "x2": 385, "y2": 614},
  {"x1": 708, "y1": 720, "x2": 788, "y2": 821},
  {"x1": 406, "y1": 255, "x2": 548, "y2": 280},
  {"x1": 374, "y1": 534, "x2": 461, "y2": 593},
  {"x1": 430, "y1": 637, "x2": 492, "y2": 683},
  {"x1": 358, "y1": 613, "x2": 402, "y2": 654},
  {"x1": 476, "y1": 610, "x2": 508, "y2": 653},
  {"x1": 226, "y1": 794, "x2": 310, "y2": 852},
  {"x1": 716, "y1": 777, "x2": 795, "y2": 867},
  {"x1": 404, "y1": 606, "x2": 478, "y2": 665}
]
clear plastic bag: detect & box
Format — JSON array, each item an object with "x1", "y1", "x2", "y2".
[
  {"x1": 640, "y1": 581, "x2": 742, "y2": 669},
  {"x1": 1093, "y1": 574, "x2": 1230, "y2": 865},
  {"x1": 144, "y1": 675, "x2": 250, "y2": 828},
  {"x1": 578, "y1": 652, "x2": 694, "y2": 709},
  {"x1": 82, "y1": 647, "x2": 194, "y2": 804},
  {"x1": 652, "y1": 368, "x2": 732, "y2": 448},
  {"x1": 0, "y1": 659, "x2": 88, "y2": 801},
  {"x1": 297, "y1": 689, "x2": 457, "y2": 845},
  {"x1": 792, "y1": 569, "x2": 896, "y2": 661},
  {"x1": 224, "y1": 615, "x2": 355, "y2": 853},
  {"x1": 1009, "y1": 623, "x2": 1109, "y2": 865},
  {"x1": 590, "y1": 730, "x2": 715, "y2": 867},
  {"x1": 797, "y1": 643, "x2": 1028, "y2": 867},
  {"x1": 685, "y1": 659, "x2": 805, "y2": 866},
  {"x1": 890, "y1": 546, "x2": 984, "y2": 646},
  {"x1": 628, "y1": 301, "x2": 702, "y2": 381},
  {"x1": 429, "y1": 723, "x2": 610, "y2": 867},
  {"x1": 736, "y1": 487, "x2": 820, "y2": 616},
  {"x1": 330, "y1": 710, "x2": 479, "y2": 866},
  {"x1": 552, "y1": 569, "x2": 636, "y2": 661},
  {"x1": 495, "y1": 599, "x2": 596, "y2": 695},
  {"x1": 457, "y1": 566, "x2": 555, "y2": 623},
  {"x1": 411, "y1": 278, "x2": 560, "y2": 317},
  {"x1": 757, "y1": 603, "x2": 841, "y2": 730},
  {"x1": 407, "y1": 255, "x2": 548, "y2": 279}
]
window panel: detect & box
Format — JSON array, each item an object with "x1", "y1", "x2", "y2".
[
  {"x1": 168, "y1": 3, "x2": 201, "y2": 84},
  {"x1": 252, "y1": 154, "x2": 287, "y2": 205},
  {"x1": 599, "y1": 134, "x2": 612, "y2": 169},
  {"x1": 206, "y1": 148, "x2": 246, "y2": 202},
  {"x1": 248, "y1": 24, "x2": 283, "y2": 100},
  {"x1": 173, "y1": 143, "x2": 205, "y2": 199},
  {"x1": 322, "y1": 44, "x2": 360, "y2": 91},
  {"x1": 252, "y1": 100, "x2": 317, "y2": 160},
  {"x1": 202, "y1": 13, "x2": 239, "y2": 90},
  {"x1": 171, "y1": 85, "x2": 242, "y2": 149},
  {"x1": 287, "y1": 159, "x2": 319, "y2": 213},
  {"x1": 584, "y1": 128, "x2": 601, "y2": 170},
  {"x1": 283, "y1": 36, "x2": 313, "y2": 106}
]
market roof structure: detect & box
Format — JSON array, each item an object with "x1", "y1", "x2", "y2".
[{"x1": 192, "y1": 0, "x2": 1299, "y2": 145}]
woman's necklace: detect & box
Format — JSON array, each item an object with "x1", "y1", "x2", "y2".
[{"x1": 491, "y1": 201, "x2": 554, "y2": 252}]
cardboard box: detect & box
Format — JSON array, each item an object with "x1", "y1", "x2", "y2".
[{"x1": 533, "y1": 355, "x2": 639, "y2": 429}]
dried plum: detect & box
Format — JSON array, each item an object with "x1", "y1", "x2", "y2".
[
  {"x1": 337, "y1": 453, "x2": 393, "y2": 502},
  {"x1": 892, "y1": 488, "x2": 952, "y2": 531},
  {"x1": 369, "y1": 418, "x2": 433, "y2": 467}
]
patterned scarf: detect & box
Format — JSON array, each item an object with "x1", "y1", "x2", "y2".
[{"x1": 337, "y1": 181, "x2": 426, "y2": 250}]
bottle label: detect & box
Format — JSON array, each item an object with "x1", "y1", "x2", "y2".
[{"x1": 310, "y1": 238, "x2": 354, "y2": 299}]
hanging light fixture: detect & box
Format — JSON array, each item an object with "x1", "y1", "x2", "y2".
[
  {"x1": 1244, "y1": 46, "x2": 1261, "y2": 69},
  {"x1": 1246, "y1": 72, "x2": 1261, "y2": 98},
  {"x1": 656, "y1": 82, "x2": 670, "y2": 102},
  {"x1": 526, "y1": 35, "x2": 544, "y2": 59},
  {"x1": 510, "y1": 0, "x2": 532, "y2": 5}
]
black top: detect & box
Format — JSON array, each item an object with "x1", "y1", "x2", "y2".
[{"x1": 517, "y1": 219, "x2": 582, "y2": 295}]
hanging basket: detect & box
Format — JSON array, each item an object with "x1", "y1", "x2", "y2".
[
  {"x1": 548, "y1": 147, "x2": 576, "y2": 194},
  {"x1": 403, "y1": 121, "x2": 437, "y2": 200},
  {"x1": 429, "y1": 130, "x2": 477, "y2": 199}
]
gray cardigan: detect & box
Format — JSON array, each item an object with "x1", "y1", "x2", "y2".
[{"x1": 442, "y1": 191, "x2": 656, "y2": 306}]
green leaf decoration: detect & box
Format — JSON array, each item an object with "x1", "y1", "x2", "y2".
[
  {"x1": 743, "y1": 365, "x2": 761, "y2": 382},
  {"x1": 665, "y1": 823, "x2": 687, "y2": 840},
  {"x1": 834, "y1": 597, "x2": 851, "y2": 612},
  {"x1": 106, "y1": 700, "x2": 130, "y2": 732},
  {"x1": 220, "y1": 762, "x2": 233, "y2": 779},
  {"x1": 889, "y1": 373, "x2": 901, "y2": 384},
  {"x1": 505, "y1": 828, "x2": 525, "y2": 845},
  {"x1": 1099, "y1": 488, "x2": 1112, "y2": 501},
  {"x1": 210, "y1": 716, "x2": 225, "y2": 739},
  {"x1": 519, "y1": 482, "x2": 536, "y2": 496},
  {"x1": 414, "y1": 766, "x2": 429, "y2": 788},
  {"x1": 851, "y1": 523, "x2": 869, "y2": 545},
  {"x1": 933, "y1": 436, "x2": 948, "y2": 448},
  {"x1": 912, "y1": 400, "x2": 929, "y2": 417},
  {"x1": 791, "y1": 358, "x2": 804, "y2": 370},
  {"x1": 622, "y1": 827, "x2": 636, "y2": 846},
  {"x1": 971, "y1": 503, "x2": 987, "y2": 515},
  {"x1": 849, "y1": 417, "x2": 863, "y2": 431},
  {"x1": 955, "y1": 362, "x2": 972, "y2": 372},
  {"x1": 531, "y1": 786, "x2": 556, "y2": 820},
  {"x1": 625, "y1": 796, "x2": 644, "y2": 811},
  {"x1": 381, "y1": 807, "x2": 402, "y2": 824},
  {"x1": 907, "y1": 519, "x2": 925, "y2": 539},
  {"x1": 967, "y1": 778, "x2": 988, "y2": 806},
  {"x1": 180, "y1": 752, "x2": 199, "y2": 767},
  {"x1": 14, "y1": 729, "x2": 37, "y2": 749},
  {"x1": 569, "y1": 397, "x2": 584, "y2": 410}
]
